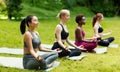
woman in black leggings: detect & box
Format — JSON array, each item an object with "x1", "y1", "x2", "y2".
[
  {"x1": 92, "y1": 13, "x2": 114, "y2": 47},
  {"x1": 52, "y1": 9, "x2": 86, "y2": 57}
]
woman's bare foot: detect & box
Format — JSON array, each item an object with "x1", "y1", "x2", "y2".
[
  {"x1": 89, "y1": 50, "x2": 96, "y2": 53},
  {"x1": 47, "y1": 62, "x2": 54, "y2": 68}
]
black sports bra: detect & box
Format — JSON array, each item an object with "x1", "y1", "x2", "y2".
[
  {"x1": 55, "y1": 24, "x2": 69, "y2": 40},
  {"x1": 98, "y1": 26, "x2": 103, "y2": 33},
  {"x1": 24, "y1": 31, "x2": 41, "y2": 49}
]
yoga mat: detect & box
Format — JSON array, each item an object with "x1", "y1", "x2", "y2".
[{"x1": 0, "y1": 56, "x2": 60, "y2": 71}]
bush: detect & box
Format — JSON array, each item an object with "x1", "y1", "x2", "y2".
[
  {"x1": 90, "y1": 0, "x2": 116, "y2": 17},
  {"x1": 6, "y1": 0, "x2": 23, "y2": 20}
]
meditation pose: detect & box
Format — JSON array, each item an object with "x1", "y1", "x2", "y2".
[
  {"x1": 92, "y1": 13, "x2": 114, "y2": 47},
  {"x1": 20, "y1": 15, "x2": 59, "y2": 70},
  {"x1": 74, "y1": 14, "x2": 98, "y2": 52},
  {"x1": 52, "y1": 9, "x2": 85, "y2": 57}
]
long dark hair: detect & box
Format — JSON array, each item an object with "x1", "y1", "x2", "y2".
[
  {"x1": 20, "y1": 15, "x2": 34, "y2": 34},
  {"x1": 92, "y1": 13, "x2": 103, "y2": 27}
]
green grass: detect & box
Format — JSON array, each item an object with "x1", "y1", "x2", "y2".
[
  {"x1": 21, "y1": 2, "x2": 94, "y2": 19},
  {"x1": 0, "y1": 17, "x2": 120, "y2": 72}
]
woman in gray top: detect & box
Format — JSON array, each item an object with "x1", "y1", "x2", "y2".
[{"x1": 20, "y1": 15, "x2": 59, "y2": 70}]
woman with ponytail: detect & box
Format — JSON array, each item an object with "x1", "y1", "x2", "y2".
[
  {"x1": 20, "y1": 15, "x2": 59, "y2": 70},
  {"x1": 52, "y1": 9, "x2": 86, "y2": 58},
  {"x1": 92, "y1": 13, "x2": 114, "y2": 47}
]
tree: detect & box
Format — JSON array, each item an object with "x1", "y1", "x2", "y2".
[
  {"x1": 90, "y1": 0, "x2": 116, "y2": 17},
  {"x1": 0, "y1": 0, "x2": 6, "y2": 14},
  {"x1": 114, "y1": 0, "x2": 120, "y2": 16},
  {"x1": 6, "y1": 0, "x2": 22, "y2": 20},
  {"x1": 61, "y1": 0, "x2": 77, "y2": 9}
]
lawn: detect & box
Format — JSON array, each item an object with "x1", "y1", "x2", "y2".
[{"x1": 0, "y1": 17, "x2": 120, "y2": 72}]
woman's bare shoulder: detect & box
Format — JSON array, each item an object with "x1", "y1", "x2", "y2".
[
  {"x1": 24, "y1": 31, "x2": 31, "y2": 38},
  {"x1": 56, "y1": 24, "x2": 62, "y2": 30}
]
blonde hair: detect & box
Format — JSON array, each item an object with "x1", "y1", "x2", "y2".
[{"x1": 57, "y1": 9, "x2": 70, "y2": 19}]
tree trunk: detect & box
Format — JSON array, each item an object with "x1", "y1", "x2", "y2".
[
  {"x1": 8, "y1": 14, "x2": 12, "y2": 20},
  {"x1": 115, "y1": 7, "x2": 120, "y2": 16}
]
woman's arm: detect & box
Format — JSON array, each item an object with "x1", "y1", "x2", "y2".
[
  {"x1": 76, "y1": 27, "x2": 92, "y2": 42},
  {"x1": 94, "y1": 25, "x2": 101, "y2": 38},
  {"x1": 66, "y1": 38, "x2": 85, "y2": 50},
  {"x1": 24, "y1": 32, "x2": 43, "y2": 61},
  {"x1": 102, "y1": 31, "x2": 112, "y2": 36},
  {"x1": 66, "y1": 38, "x2": 77, "y2": 48},
  {"x1": 35, "y1": 31, "x2": 52, "y2": 52},
  {"x1": 75, "y1": 27, "x2": 83, "y2": 41},
  {"x1": 56, "y1": 25, "x2": 70, "y2": 50},
  {"x1": 39, "y1": 44, "x2": 52, "y2": 52},
  {"x1": 94, "y1": 25, "x2": 112, "y2": 37},
  {"x1": 66, "y1": 27, "x2": 86, "y2": 50}
]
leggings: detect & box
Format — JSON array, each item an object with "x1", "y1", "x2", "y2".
[
  {"x1": 23, "y1": 51, "x2": 58, "y2": 70},
  {"x1": 98, "y1": 37, "x2": 114, "y2": 47},
  {"x1": 52, "y1": 42, "x2": 81, "y2": 57}
]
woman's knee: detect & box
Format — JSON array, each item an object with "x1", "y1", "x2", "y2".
[
  {"x1": 51, "y1": 51, "x2": 59, "y2": 58},
  {"x1": 98, "y1": 40, "x2": 109, "y2": 46},
  {"x1": 108, "y1": 37, "x2": 115, "y2": 42},
  {"x1": 40, "y1": 60, "x2": 48, "y2": 70},
  {"x1": 69, "y1": 49, "x2": 81, "y2": 57},
  {"x1": 26, "y1": 60, "x2": 40, "y2": 69}
]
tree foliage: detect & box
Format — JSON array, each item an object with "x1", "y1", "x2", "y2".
[
  {"x1": 1, "y1": 0, "x2": 120, "y2": 20},
  {"x1": 114, "y1": 0, "x2": 120, "y2": 16},
  {"x1": 0, "y1": 0, "x2": 6, "y2": 13},
  {"x1": 6, "y1": 0, "x2": 22, "y2": 20},
  {"x1": 90, "y1": 0, "x2": 116, "y2": 17},
  {"x1": 61, "y1": 0, "x2": 119, "y2": 17},
  {"x1": 23, "y1": 0, "x2": 63, "y2": 11}
]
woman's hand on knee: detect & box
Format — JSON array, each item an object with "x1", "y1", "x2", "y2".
[
  {"x1": 36, "y1": 56, "x2": 43, "y2": 61},
  {"x1": 77, "y1": 45, "x2": 86, "y2": 50},
  {"x1": 53, "y1": 48, "x2": 62, "y2": 53},
  {"x1": 65, "y1": 46, "x2": 71, "y2": 52}
]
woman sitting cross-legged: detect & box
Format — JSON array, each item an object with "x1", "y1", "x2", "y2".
[
  {"x1": 74, "y1": 14, "x2": 98, "y2": 52},
  {"x1": 52, "y1": 9, "x2": 86, "y2": 58},
  {"x1": 92, "y1": 13, "x2": 114, "y2": 47},
  {"x1": 20, "y1": 15, "x2": 59, "y2": 70}
]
